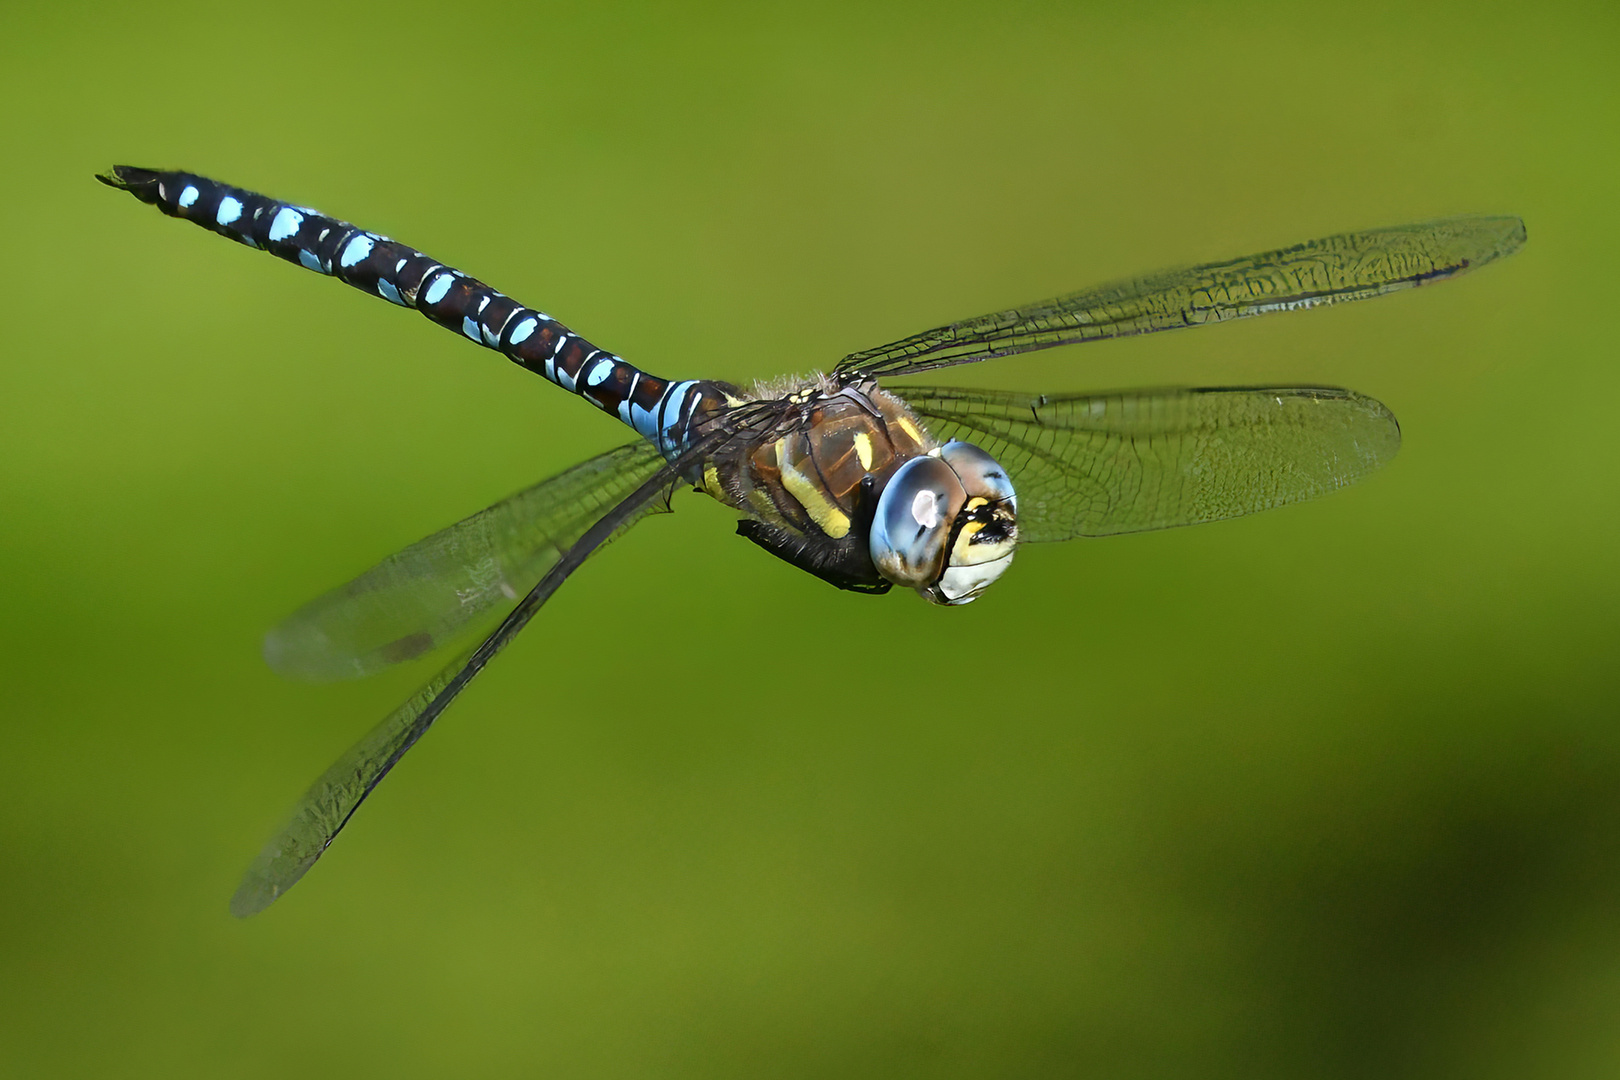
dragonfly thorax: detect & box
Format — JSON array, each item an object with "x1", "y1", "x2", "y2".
[
  {"x1": 870, "y1": 440, "x2": 1018, "y2": 605},
  {"x1": 731, "y1": 382, "x2": 933, "y2": 542},
  {"x1": 717, "y1": 381, "x2": 1015, "y2": 601}
]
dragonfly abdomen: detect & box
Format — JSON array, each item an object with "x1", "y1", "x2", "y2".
[{"x1": 97, "y1": 166, "x2": 722, "y2": 458}]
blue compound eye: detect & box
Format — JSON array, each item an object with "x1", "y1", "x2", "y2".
[
  {"x1": 869, "y1": 455, "x2": 965, "y2": 589},
  {"x1": 870, "y1": 442, "x2": 1020, "y2": 605},
  {"x1": 925, "y1": 442, "x2": 1019, "y2": 606},
  {"x1": 939, "y1": 441, "x2": 1016, "y2": 508}
]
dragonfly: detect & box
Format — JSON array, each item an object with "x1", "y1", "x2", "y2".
[{"x1": 99, "y1": 166, "x2": 1525, "y2": 915}]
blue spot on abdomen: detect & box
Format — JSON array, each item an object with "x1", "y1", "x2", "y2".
[
  {"x1": 423, "y1": 273, "x2": 453, "y2": 306},
  {"x1": 339, "y1": 234, "x2": 375, "y2": 269},
  {"x1": 268, "y1": 207, "x2": 305, "y2": 243},
  {"x1": 508, "y1": 316, "x2": 537, "y2": 345}
]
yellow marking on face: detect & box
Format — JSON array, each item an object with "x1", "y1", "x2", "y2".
[
  {"x1": 953, "y1": 517, "x2": 1017, "y2": 565},
  {"x1": 964, "y1": 496, "x2": 988, "y2": 512},
  {"x1": 853, "y1": 431, "x2": 874, "y2": 471},
  {"x1": 776, "y1": 437, "x2": 851, "y2": 539},
  {"x1": 951, "y1": 520, "x2": 985, "y2": 564}
]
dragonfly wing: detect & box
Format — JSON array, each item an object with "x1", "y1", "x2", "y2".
[
  {"x1": 838, "y1": 216, "x2": 1524, "y2": 379},
  {"x1": 895, "y1": 385, "x2": 1400, "y2": 542},
  {"x1": 265, "y1": 440, "x2": 668, "y2": 682},
  {"x1": 231, "y1": 446, "x2": 700, "y2": 917},
  {"x1": 232, "y1": 642, "x2": 480, "y2": 917}
]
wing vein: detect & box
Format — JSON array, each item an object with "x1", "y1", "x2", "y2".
[
  {"x1": 837, "y1": 216, "x2": 1524, "y2": 379},
  {"x1": 230, "y1": 432, "x2": 728, "y2": 916}
]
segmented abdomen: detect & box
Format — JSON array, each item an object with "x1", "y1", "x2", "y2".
[{"x1": 99, "y1": 166, "x2": 714, "y2": 457}]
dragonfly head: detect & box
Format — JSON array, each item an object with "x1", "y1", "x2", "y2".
[{"x1": 869, "y1": 440, "x2": 1018, "y2": 605}]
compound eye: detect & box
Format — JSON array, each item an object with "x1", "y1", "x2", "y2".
[
  {"x1": 939, "y1": 440, "x2": 1016, "y2": 508},
  {"x1": 869, "y1": 455, "x2": 966, "y2": 587},
  {"x1": 925, "y1": 440, "x2": 1019, "y2": 605}
]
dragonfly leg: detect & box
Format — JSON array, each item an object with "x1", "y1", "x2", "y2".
[{"x1": 736, "y1": 520, "x2": 892, "y2": 594}]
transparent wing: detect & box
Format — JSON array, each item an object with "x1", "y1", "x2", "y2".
[
  {"x1": 231, "y1": 451, "x2": 694, "y2": 917},
  {"x1": 265, "y1": 440, "x2": 668, "y2": 682},
  {"x1": 837, "y1": 216, "x2": 1524, "y2": 379},
  {"x1": 895, "y1": 385, "x2": 1400, "y2": 542}
]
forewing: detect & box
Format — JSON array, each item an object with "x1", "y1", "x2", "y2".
[
  {"x1": 896, "y1": 386, "x2": 1400, "y2": 542},
  {"x1": 837, "y1": 216, "x2": 1524, "y2": 379},
  {"x1": 231, "y1": 446, "x2": 698, "y2": 917},
  {"x1": 264, "y1": 440, "x2": 668, "y2": 682},
  {"x1": 232, "y1": 643, "x2": 479, "y2": 916}
]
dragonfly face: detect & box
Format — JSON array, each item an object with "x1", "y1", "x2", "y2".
[
  {"x1": 870, "y1": 440, "x2": 1018, "y2": 605},
  {"x1": 97, "y1": 165, "x2": 1523, "y2": 914}
]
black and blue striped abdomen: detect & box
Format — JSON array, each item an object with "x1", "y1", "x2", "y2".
[{"x1": 98, "y1": 166, "x2": 720, "y2": 457}]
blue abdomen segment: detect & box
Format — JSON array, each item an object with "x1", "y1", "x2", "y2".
[{"x1": 98, "y1": 166, "x2": 714, "y2": 457}]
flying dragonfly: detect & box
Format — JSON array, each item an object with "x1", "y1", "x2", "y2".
[{"x1": 99, "y1": 166, "x2": 1525, "y2": 915}]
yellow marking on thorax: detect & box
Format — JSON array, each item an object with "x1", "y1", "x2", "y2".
[
  {"x1": 893, "y1": 414, "x2": 925, "y2": 445},
  {"x1": 852, "y1": 431, "x2": 874, "y2": 471},
  {"x1": 775, "y1": 437, "x2": 851, "y2": 539}
]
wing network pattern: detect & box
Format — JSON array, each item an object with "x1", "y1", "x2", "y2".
[
  {"x1": 232, "y1": 448, "x2": 693, "y2": 916},
  {"x1": 264, "y1": 441, "x2": 669, "y2": 682},
  {"x1": 839, "y1": 216, "x2": 1525, "y2": 378},
  {"x1": 896, "y1": 385, "x2": 1400, "y2": 542}
]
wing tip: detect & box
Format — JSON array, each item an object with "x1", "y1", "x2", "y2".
[
  {"x1": 230, "y1": 845, "x2": 322, "y2": 918},
  {"x1": 1303, "y1": 387, "x2": 1401, "y2": 468},
  {"x1": 260, "y1": 624, "x2": 303, "y2": 679},
  {"x1": 1429, "y1": 213, "x2": 1527, "y2": 277},
  {"x1": 228, "y1": 878, "x2": 276, "y2": 919},
  {"x1": 1467, "y1": 213, "x2": 1528, "y2": 265},
  {"x1": 1354, "y1": 390, "x2": 1402, "y2": 466},
  {"x1": 262, "y1": 623, "x2": 365, "y2": 683}
]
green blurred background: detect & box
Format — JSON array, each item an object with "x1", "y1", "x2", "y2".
[{"x1": 3, "y1": 0, "x2": 1617, "y2": 1075}]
